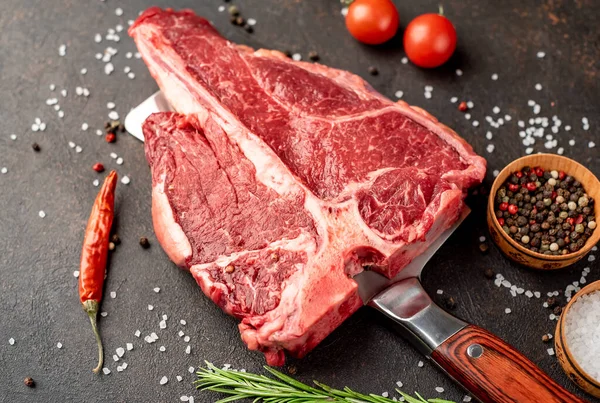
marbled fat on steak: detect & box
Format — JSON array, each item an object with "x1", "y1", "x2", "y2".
[{"x1": 130, "y1": 7, "x2": 486, "y2": 365}]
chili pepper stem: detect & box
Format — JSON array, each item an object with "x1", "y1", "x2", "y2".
[{"x1": 83, "y1": 300, "x2": 103, "y2": 373}]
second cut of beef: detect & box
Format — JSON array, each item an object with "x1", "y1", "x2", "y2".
[{"x1": 130, "y1": 7, "x2": 486, "y2": 365}]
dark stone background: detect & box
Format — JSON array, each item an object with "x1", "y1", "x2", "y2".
[{"x1": 0, "y1": 0, "x2": 598, "y2": 402}]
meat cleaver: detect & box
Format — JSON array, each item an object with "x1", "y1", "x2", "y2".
[{"x1": 125, "y1": 93, "x2": 587, "y2": 403}]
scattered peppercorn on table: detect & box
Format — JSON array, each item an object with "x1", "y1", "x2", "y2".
[{"x1": 0, "y1": 0, "x2": 598, "y2": 402}]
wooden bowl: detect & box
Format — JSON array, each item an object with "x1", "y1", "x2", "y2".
[
  {"x1": 487, "y1": 154, "x2": 600, "y2": 270},
  {"x1": 555, "y1": 280, "x2": 600, "y2": 399}
]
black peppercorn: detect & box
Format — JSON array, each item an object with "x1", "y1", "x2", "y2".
[
  {"x1": 553, "y1": 306, "x2": 563, "y2": 315},
  {"x1": 368, "y1": 66, "x2": 379, "y2": 75},
  {"x1": 443, "y1": 296, "x2": 457, "y2": 310},
  {"x1": 32, "y1": 143, "x2": 41, "y2": 152},
  {"x1": 139, "y1": 237, "x2": 150, "y2": 249},
  {"x1": 308, "y1": 51, "x2": 319, "y2": 61},
  {"x1": 24, "y1": 377, "x2": 35, "y2": 388},
  {"x1": 484, "y1": 268, "x2": 495, "y2": 279},
  {"x1": 110, "y1": 234, "x2": 121, "y2": 245}
]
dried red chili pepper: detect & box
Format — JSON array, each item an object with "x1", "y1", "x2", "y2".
[{"x1": 78, "y1": 170, "x2": 117, "y2": 373}]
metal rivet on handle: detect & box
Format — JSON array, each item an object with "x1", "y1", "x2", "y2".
[{"x1": 467, "y1": 344, "x2": 484, "y2": 359}]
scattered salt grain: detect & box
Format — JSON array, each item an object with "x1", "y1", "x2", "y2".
[
  {"x1": 401, "y1": 57, "x2": 408, "y2": 64},
  {"x1": 247, "y1": 18, "x2": 257, "y2": 26},
  {"x1": 292, "y1": 53, "x2": 302, "y2": 61},
  {"x1": 80, "y1": 68, "x2": 87, "y2": 75},
  {"x1": 537, "y1": 51, "x2": 546, "y2": 59},
  {"x1": 124, "y1": 66, "x2": 131, "y2": 73},
  {"x1": 218, "y1": 5, "x2": 225, "y2": 12},
  {"x1": 38, "y1": 210, "x2": 46, "y2": 218},
  {"x1": 396, "y1": 381, "x2": 403, "y2": 387},
  {"x1": 525, "y1": 290, "x2": 533, "y2": 298},
  {"x1": 81, "y1": 123, "x2": 89, "y2": 131},
  {"x1": 436, "y1": 289, "x2": 443, "y2": 295},
  {"x1": 382, "y1": 392, "x2": 389, "y2": 398},
  {"x1": 188, "y1": 366, "x2": 195, "y2": 374},
  {"x1": 450, "y1": 97, "x2": 458, "y2": 103},
  {"x1": 472, "y1": 121, "x2": 479, "y2": 127},
  {"x1": 104, "y1": 63, "x2": 114, "y2": 75},
  {"x1": 49, "y1": 84, "x2": 56, "y2": 91},
  {"x1": 154, "y1": 287, "x2": 161, "y2": 293},
  {"x1": 57, "y1": 342, "x2": 63, "y2": 349},
  {"x1": 486, "y1": 131, "x2": 493, "y2": 140},
  {"x1": 177, "y1": 375, "x2": 183, "y2": 382},
  {"x1": 505, "y1": 308, "x2": 512, "y2": 314},
  {"x1": 589, "y1": 255, "x2": 596, "y2": 262},
  {"x1": 113, "y1": 354, "x2": 119, "y2": 362},
  {"x1": 116, "y1": 347, "x2": 125, "y2": 357},
  {"x1": 73, "y1": 270, "x2": 80, "y2": 278},
  {"x1": 341, "y1": 7, "x2": 348, "y2": 16},
  {"x1": 185, "y1": 345, "x2": 191, "y2": 354},
  {"x1": 162, "y1": 314, "x2": 168, "y2": 321},
  {"x1": 435, "y1": 387, "x2": 444, "y2": 393},
  {"x1": 178, "y1": 331, "x2": 185, "y2": 337},
  {"x1": 110, "y1": 152, "x2": 118, "y2": 159},
  {"x1": 180, "y1": 319, "x2": 186, "y2": 325},
  {"x1": 535, "y1": 83, "x2": 543, "y2": 91},
  {"x1": 159, "y1": 320, "x2": 167, "y2": 329},
  {"x1": 128, "y1": 72, "x2": 136, "y2": 79},
  {"x1": 492, "y1": 106, "x2": 500, "y2": 114},
  {"x1": 103, "y1": 368, "x2": 111, "y2": 375},
  {"x1": 547, "y1": 348, "x2": 555, "y2": 356},
  {"x1": 463, "y1": 396, "x2": 472, "y2": 402},
  {"x1": 455, "y1": 69, "x2": 463, "y2": 76},
  {"x1": 1, "y1": 167, "x2": 7, "y2": 174},
  {"x1": 58, "y1": 110, "x2": 65, "y2": 118},
  {"x1": 116, "y1": 157, "x2": 124, "y2": 165},
  {"x1": 75, "y1": 146, "x2": 83, "y2": 153},
  {"x1": 491, "y1": 73, "x2": 498, "y2": 80},
  {"x1": 135, "y1": 52, "x2": 141, "y2": 59},
  {"x1": 148, "y1": 304, "x2": 154, "y2": 311},
  {"x1": 159, "y1": 346, "x2": 166, "y2": 352},
  {"x1": 93, "y1": 179, "x2": 100, "y2": 187},
  {"x1": 100, "y1": 311, "x2": 108, "y2": 317},
  {"x1": 394, "y1": 90, "x2": 403, "y2": 99},
  {"x1": 184, "y1": 336, "x2": 190, "y2": 343},
  {"x1": 486, "y1": 144, "x2": 495, "y2": 153},
  {"x1": 159, "y1": 376, "x2": 168, "y2": 385},
  {"x1": 107, "y1": 102, "x2": 115, "y2": 109},
  {"x1": 108, "y1": 111, "x2": 119, "y2": 120},
  {"x1": 115, "y1": 7, "x2": 123, "y2": 16},
  {"x1": 58, "y1": 44, "x2": 66, "y2": 56},
  {"x1": 9, "y1": 338, "x2": 15, "y2": 345},
  {"x1": 151, "y1": 332, "x2": 159, "y2": 341},
  {"x1": 493, "y1": 170, "x2": 499, "y2": 177},
  {"x1": 589, "y1": 141, "x2": 596, "y2": 148},
  {"x1": 121, "y1": 176, "x2": 131, "y2": 185},
  {"x1": 126, "y1": 52, "x2": 133, "y2": 59},
  {"x1": 135, "y1": 330, "x2": 141, "y2": 337}
]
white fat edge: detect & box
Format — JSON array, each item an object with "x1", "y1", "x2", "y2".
[{"x1": 152, "y1": 173, "x2": 193, "y2": 266}]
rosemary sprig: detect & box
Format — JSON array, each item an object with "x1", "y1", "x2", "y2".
[{"x1": 195, "y1": 362, "x2": 457, "y2": 403}]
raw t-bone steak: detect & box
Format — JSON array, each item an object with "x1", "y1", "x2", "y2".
[{"x1": 130, "y1": 7, "x2": 486, "y2": 365}]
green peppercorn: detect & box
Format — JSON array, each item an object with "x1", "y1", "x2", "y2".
[{"x1": 575, "y1": 224, "x2": 585, "y2": 234}]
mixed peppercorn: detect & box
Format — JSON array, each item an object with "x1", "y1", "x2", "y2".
[{"x1": 494, "y1": 166, "x2": 596, "y2": 255}]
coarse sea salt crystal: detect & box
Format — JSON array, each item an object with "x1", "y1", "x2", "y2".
[
  {"x1": 188, "y1": 366, "x2": 195, "y2": 373},
  {"x1": 9, "y1": 338, "x2": 15, "y2": 345},
  {"x1": 108, "y1": 111, "x2": 119, "y2": 120},
  {"x1": 159, "y1": 376, "x2": 168, "y2": 385},
  {"x1": 159, "y1": 346, "x2": 166, "y2": 352},
  {"x1": 435, "y1": 387, "x2": 444, "y2": 393},
  {"x1": 180, "y1": 319, "x2": 186, "y2": 325},
  {"x1": 154, "y1": 287, "x2": 161, "y2": 293},
  {"x1": 121, "y1": 176, "x2": 131, "y2": 185},
  {"x1": 185, "y1": 345, "x2": 191, "y2": 354},
  {"x1": 135, "y1": 330, "x2": 141, "y2": 337},
  {"x1": 505, "y1": 308, "x2": 512, "y2": 314},
  {"x1": 103, "y1": 367, "x2": 111, "y2": 375},
  {"x1": 116, "y1": 347, "x2": 125, "y2": 357},
  {"x1": 184, "y1": 335, "x2": 190, "y2": 342}
]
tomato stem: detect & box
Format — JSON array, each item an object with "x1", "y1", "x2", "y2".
[{"x1": 439, "y1": 4, "x2": 444, "y2": 15}]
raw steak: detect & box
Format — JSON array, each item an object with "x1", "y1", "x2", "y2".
[{"x1": 130, "y1": 7, "x2": 487, "y2": 365}]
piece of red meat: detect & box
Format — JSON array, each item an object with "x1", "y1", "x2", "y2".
[{"x1": 131, "y1": 7, "x2": 486, "y2": 365}]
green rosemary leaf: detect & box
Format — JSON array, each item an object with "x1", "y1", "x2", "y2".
[{"x1": 196, "y1": 362, "x2": 457, "y2": 403}]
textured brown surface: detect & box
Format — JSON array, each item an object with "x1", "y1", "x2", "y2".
[{"x1": 0, "y1": 0, "x2": 599, "y2": 402}]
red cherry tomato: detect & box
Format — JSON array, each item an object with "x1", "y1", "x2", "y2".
[
  {"x1": 403, "y1": 13, "x2": 457, "y2": 68},
  {"x1": 345, "y1": 0, "x2": 399, "y2": 45}
]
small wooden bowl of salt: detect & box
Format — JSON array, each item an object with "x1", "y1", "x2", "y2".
[{"x1": 555, "y1": 280, "x2": 600, "y2": 398}]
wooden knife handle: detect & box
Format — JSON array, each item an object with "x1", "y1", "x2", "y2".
[{"x1": 431, "y1": 325, "x2": 588, "y2": 403}]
